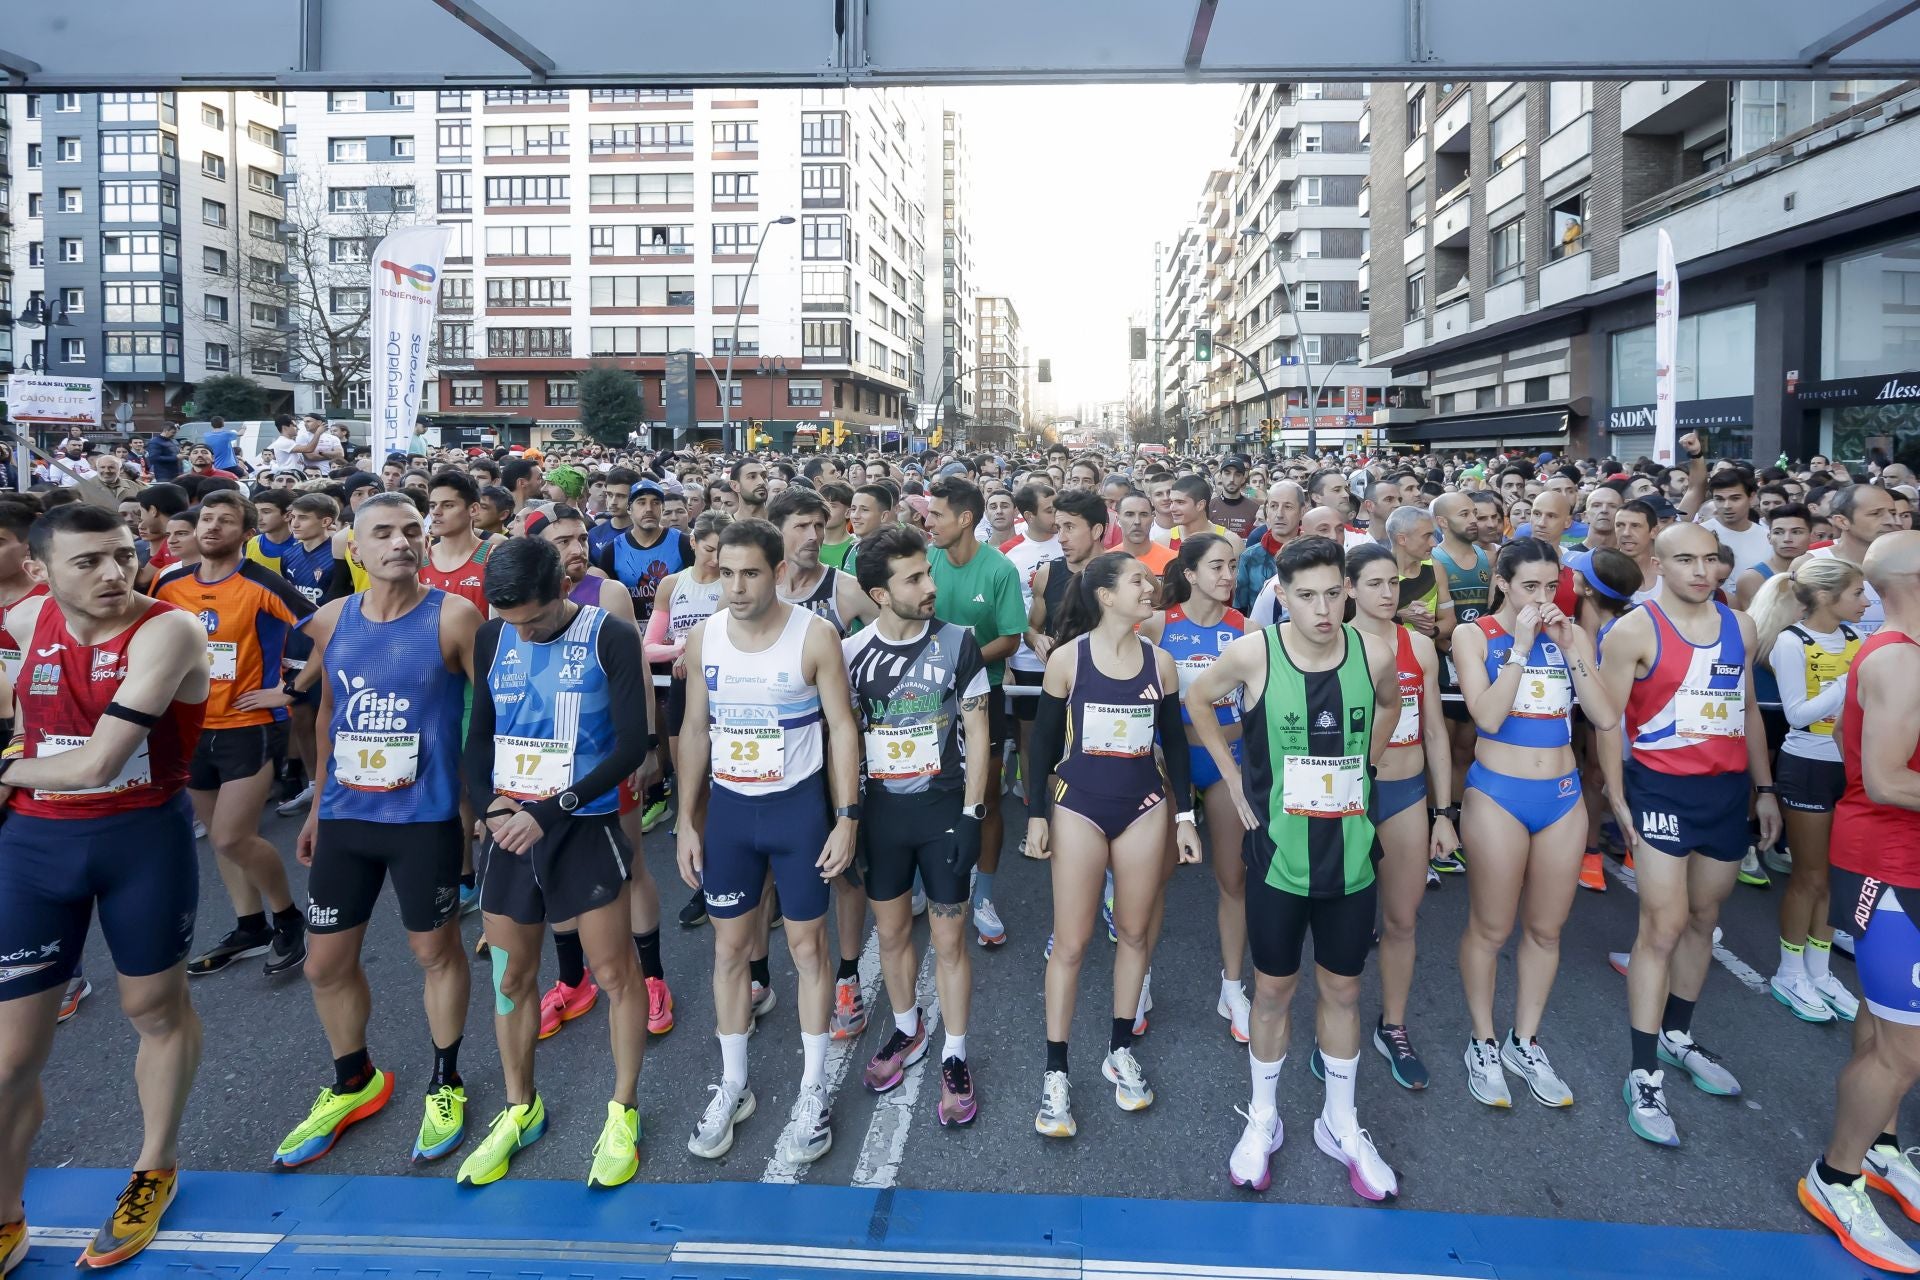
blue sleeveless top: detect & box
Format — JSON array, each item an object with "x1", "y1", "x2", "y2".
[
  {"x1": 1477, "y1": 617, "x2": 1574, "y2": 750},
  {"x1": 1161, "y1": 603, "x2": 1245, "y2": 727},
  {"x1": 488, "y1": 604, "x2": 620, "y2": 815},
  {"x1": 319, "y1": 589, "x2": 466, "y2": 822}
]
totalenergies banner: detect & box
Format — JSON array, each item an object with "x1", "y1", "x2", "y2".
[{"x1": 368, "y1": 226, "x2": 451, "y2": 464}]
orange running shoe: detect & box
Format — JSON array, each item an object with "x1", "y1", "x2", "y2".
[
  {"x1": 538, "y1": 974, "x2": 599, "y2": 1040},
  {"x1": 1, "y1": 1217, "x2": 26, "y2": 1278},
  {"x1": 1579, "y1": 852, "x2": 1608, "y2": 893},
  {"x1": 78, "y1": 1168, "x2": 176, "y2": 1269},
  {"x1": 646, "y1": 976, "x2": 675, "y2": 1034},
  {"x1": 1624, "y1": 850, "x2": 1636, "y2": 872}
]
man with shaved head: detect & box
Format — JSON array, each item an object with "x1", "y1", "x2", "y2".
[
  {"x1": 1299, "y1": 505, "x2": 1342, "y2": 542},
  {"x1": 1807, "y1": 483, "x2": 1901, "y2": 636},
  {"x1": 1234, "y1": 481, "x2": 1304, "y2": 613},
  {"x1": 1597, "y1": 520, "x2": 1778, "y2": 1149},
  {"x1": 1803, "y1": 529, "x2": 1920, "y2": 1271}
]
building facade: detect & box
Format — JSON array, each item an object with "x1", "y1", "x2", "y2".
[
  {"x1": 1364, "y1": 78, "x2": 1920, "y2": 463},
  {"x1": 923, "y1": 108, "x2": 978, "y2": 441},
  {"x1": 1, "y1": 89, "x2": 296, "y2": 431},
  {"x1": 286, "y1": 86, "x2": 938, "y2": 450},
  {"x1": 974, "y1": 293, "x2": 1021, "y2": 446}
]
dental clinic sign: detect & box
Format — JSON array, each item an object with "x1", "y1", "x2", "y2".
[{"x1": 368, "y1": 226, "x2": 451, "y2": 463}]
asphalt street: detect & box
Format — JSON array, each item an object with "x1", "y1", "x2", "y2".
[{"x1": 33, "y1": 797, "x2": 1876, "y2": 1236}]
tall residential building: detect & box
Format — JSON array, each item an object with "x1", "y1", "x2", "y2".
[
  {"x1": 1363, "y1": 78, "x2": 1920, "y2": 461},
  {"x1": 1157, "y1": 169, "x2": 1235, "y2": 451},
  {"x1": 974, "y1": 293, "x2": 1021, "y2": 446},
  {"x1": 0, "y1": 96, "x2": 13, "y2": 374},
  {"x1": 923, "y1": 108, "x2": 978, "y2": 438},
  {"x1": 1, "y1": 89, "x2": 296, "y2": 432},
  {"x1": 285, "y1": 86, "x2": 933, "y2": 450}
]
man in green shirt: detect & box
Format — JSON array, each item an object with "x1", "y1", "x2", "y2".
[
  {"x1": 818, "y1": 481, "x2": 856, "y2": 570},
  {"x1": 926, "y1": 475, "x2": 1027, "y2": 947}
]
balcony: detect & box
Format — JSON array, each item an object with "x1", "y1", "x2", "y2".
[
  {"x1": 1539, "y1": 249, "x2": 1591, "y2": 307},
  {"x1": 1621, "y1": 80, "x2": 1727, "y2": 137},
  {"x1": 1434, "y1": 90, "x2": 1471, "y2": 154},
  {"x1": 1432, "y1": 188, "x2": 1471, "y2": 248},
  {"x1": 1540, "y1": 113, "x2": 1592, "y2": 181},
  {"x1": 1484, "y1": 160, "x2": 1524, "y2": 216}
]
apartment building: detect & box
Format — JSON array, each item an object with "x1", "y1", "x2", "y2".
[
  {"x1": 974, "y1": 294, "x2": 1022, "y2": 446},
  {"x1": 1, "y1": 89, "x2": 296, "y2": 431},
  {"x1": 1364, "y1": 78, "x2": 1920, "y2": 462},
  {"x1": 287, "y1": 86, "x2": 937, "y2": 450},
  {"x1": 1157, "y1": 173, "x2": 1232, "y2": 451},
  {"x1": 923, "y1": 108, "x2": 978, "y2": 439}
]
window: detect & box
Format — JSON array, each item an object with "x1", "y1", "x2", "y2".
[
  {"x1": 441, "y1": 275, "x2": 473, "y2": 311},
  {"x1": 1406, "y1": 90, "x2": 1427, "y2": 138},
  {"x1": 545, "y1": 379, "x2": 579, "y2": 407},
  {"x1": 588, "y1": 224, "x2": 689, "y2": 256},
  {"x1": 96, "y1": 181, "x2": 175, "y2": 223},
  {"x1": 482, "y1": 124, "x2": 568, "y2": 157},
  {"x1": 201, "y1": 198, "x2": 227, "y2": 227},
  {"x1": 803, "y1": 214, "x2": 847, "y2": 260},
  {"x1": 1406, "y1": 271, "x2": 1427, "y2": 318},
  {"x1": 1300, "y1": 282, "x2": 1322, "y2": 312},
  {"x1": 391, "y1": 186, "x2": 416, "y2": 212},
  {"x1": 483, "y1": 88, "x2": 567, "y2": 107},
  {"x1": 802, "y1": 268, "x2": 851, "y2": 307},
  {"x1": 1490, "y1": 218, "x2": 1525, "y2": 285},
  {"x1": 1611, "y1": 303, "x2": 1758, "y2": 403},
  {"x1": 251, "y1": 301, "x2": 286, "y2": 327},
  {"x1": 1406, "y1": 178, "x2": 1427, "y2": 225},
  {"x1": 712, "y1": 120, "x2": 758, "y2": 149},
  {"x1": 26, "y1": 193, "x2": 41, "y2": 218},
  {"x1": 329, "y1": 187, "x2": 367, "y2": 212},
  {"x1": 57, "y1": 137, "x2": 81, "y2": 162},
  {"x1": 802, "y1": 319, "x2": 847, "y2": 359},
  {"x1": 202, "y1": 104, "x2": 224, "y2": 129},
  {"x1": 248, "y1": 254, "x2": 279, "y2": 284},
  {"x1": 391, "y1": 92, "x2": 414, "y2": 107},
  {"x1": 437, "y1": 119, "x2": 470, "y2": 162},
  {"x1": 588, "y1": 326, "x2": 696, "y2": 356},
  {"x1": 205, "y1": 343, "x2": 230, "y2": 370},
  {"x1": 23, "y1": 94, "x2": 37, "y2": 119},
  {"x1": 61, "y1": 339, "x2": 85, "y2": 364},
  {"x1": 204, "y1": 294, "x2": 229, "y2": 322},
  {"x1": 107, "y1": 332, "x2": 182, "y2": 375},
  {"x1": 331, "y1": 287, "x2": 369, "y2": 315},
  {"x1": 1491, "y1": 106, "x2": 1525, "y2": 170},
  {"x1": 437, "y1": 322, "x2": 473, "y2": 359},
  {"x1": 483, "y1": 225, "x2": 570, "y2": 257},
  {"x1": 1477, "y1": 386, "x2": 1499, "y2": 409},
  {"x1": 1549, "y1": 81, "x2": 1592, "y2": 135},
  {"x1": 1301, "y1": 176, "x2": 1323, "y2": 206},
  {"x1": 1523, "y1": 375, "x2": 1551, "y2": 402},
  {"x1": 329, "y1": 137, "x2": 367, "y2": 162},
  {"x1": 486, "y1": 277, "x2": 571, "y2": 306},
  {"x1": 802, "y1": 163, "x2": 845, "y2": 206},
  {"x1": 201, "y1": 151, "x2": 226, "y2": 179},
  {"x1": 449, "y1": 379, "x2": 485, "y2": 407},
  {"x1": 437, "y1": 170, "x2": 471, "y2": 213},
  {"x1": 204, "y1": 246, "x2": 227, "y2": 275},
  {"x1": 328, "y1": 92, "x2": 364, "y2": 112},
  {"x1": 801, "y1": 112, "x2": 846, "y2": 156},
  {"x1": 60, "y1": 287, "x2": 84, "y2": 314},
  {"x1": 1822, "y1": 231, "x2": 1920, "y2": 379},
  {"x1": 56, "y1": 187, "x2": 81, "y2": 214},
  {"x1": 329, "y1": 236, "x2": 369, "y2": 263},
  {"x1": 247, "y1": 123, "x2": 281, "y2": 152},
  {"x1": 247, "y1": 211, "x2": 279, "y2": 240},
  {"x1": 496, "y1": 381, "x2": 530, "y2": 408},
  {"x1": 712, "y1": 328, "x2": 760, "y2": 356},
  {"x1": 712, "y1": 223, "x2": 759, "y2": 253},
  {"x1": 588, "y1": 275, "x2": 694, "y2": 307},
  {"x1": 712, "y1": 171, "x2": 758, "y2": 202},
  {"x1": 391, "y1": 136, "x2": 415, "y2": 158},
  {"x1": 1551, "y1": 190, "x2": 1588, "y2": 259},
  {"x1": 715, "y1": 381, "x2": 743, "y2": 407},
  {"x1": 713, "y1": 275, "x2": 759, "y2": 307},
  {"x1": 1299, "y1": 228, "x2": 1323, "y2": 259},
  {"x1": 58, "y1": 238, "x2": 83, "y2": 263},
  {"x1": 589, "y1": 173, "x2": 694, "y2": 205},
  {"x1": 439, "y1": 90, "x2": 471, "y2": 110},
  {"x1": 486, "y1": 327, "x2": 572, "y2": 357},
  {"x1": 788, "y1": 378, "x2": 824, "y2": 407},
  {"x1": 484, "y1": 175, "x2": 569, "y2": 207},
  {"x1": 50, "y1": 90, "x2": 76, "y2": 111},
  {"x1": 1301, "y1": 124, "x2": 1323, "y2": 154},
  {"x1": 24, "y1": 142, "x2": 40, "y2": 170},
  {"x1": 1302, "y1": 335, "x2": 1323, "y2": 363}
]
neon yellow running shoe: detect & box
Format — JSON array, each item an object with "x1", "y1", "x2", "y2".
[
  {"x1": 587, "y1": 1100, "x2": 641, "y2": 1189},
  {"x1": 456, "y1": 1096, "x2": 546, "y2": 1187},
  {"x1": 273, "y1": 1069, "x2": 393, "y2": 1167},
  {"x1": 413, "y1": 1085, "x2": 467, "y2": 1163}
]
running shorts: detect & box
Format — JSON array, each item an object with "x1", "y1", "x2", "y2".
[
  {"x1": 189, "y1": 721, "x2": 289, "y2": 791},
  {"x1": 307, "y1": 817, "x2": 464, "y2": 935},
  {"x1": 1246, "y1": 872, "x2": 1376, "y2": 980},
  {"x1": 699, "y1": 776, "x2": 832, "y2": 923},
  {"x1": 861, "y1": 787, "x2": 971, "y2": 905},
  {"x1": 1008, "y1": 668, "x2": 1043, "y2": 723},
  {"x1": 1625, "y1": 758, "x2": 1749, "y2": 862},
  {"x1": 479, "y1": 812, "x2": 633, "y2": 926},
  {"x1": 1777, "y1": 751, "x2": 1845, "y2": 814},
  {"x1": 1833, "y1": 869, "x2": 1920, "y2": 1025}
]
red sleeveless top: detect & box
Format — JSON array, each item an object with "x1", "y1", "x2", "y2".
[{"x1": 1832, "y1": 629, "x2": 1920, "y2": 889}]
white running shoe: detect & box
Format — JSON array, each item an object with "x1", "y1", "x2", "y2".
[
  {"x1": 1228, "y1": 1104, "x2": 1283, "y2": 1191},
  {"x1": 1865, "y1": 1145, "x2": 1920, "y2": 1223},
  {"x1": 1101, "y1": 1047, "x2": 1154, "y2": 1111},
  {"x1": 1035, "y1": 1069, "x2": 1075, "y2": 1138},
  {"x1": 1814, "y1": 973, "x2": 1861, "y2": 1023},
  {"x1": 1771, "y1": 969, "x2": 1836, "y2": 1023},
  {"x1": 1623, "y1": 1069, "x2": 1679, "y2": 1147},
  {"x1": 1499, "y1": 1033, "x2": 1573, "y2": 1108},
  {"x1": 687, "y1": 1081, "x2": 756, "y2": 1159},
  {"x1": 1463, "y1": 1038, "x2": 1511, "y2": 1109},
  {"x1": 974, "y1": 897, "x2": 1006, "y2": 947},
  {"x1": 1313, "y1": 1119, "x2": 1397, "y2": 1200},
  {"x1": 1832, "y1": 927, "x2": 1856, "y2": 957},
  {"x1": 1217, "y1": 978, "x2": 1251, "y2": 1044},
  {"x1": 1762, "y1": 844, "x2": 1794, "y2": 876},
  {"x1": 275, "y1": 782, "x2": 315, "y2": 816},
  {"x1": 779, "y1": 1081, "x2": 833, "y2": 1165},
  {"x1": 193, "y1": 820, "x2": 208, "y2": 840},
  {"x1": 1131, "y1": 970, "x2": 1153, "y2": 1037},
  {"x1": 1658, "y1": 1030, "x2": 1741, "y2": 1096},
  {"x1": 1800, "y1": 1161, "x2": 1920, "y2": 1272}
]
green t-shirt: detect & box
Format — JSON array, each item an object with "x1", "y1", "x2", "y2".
[
  {"x1": 928, "y1": 542, "x2": 1027, "y2": 686},
  {"x1": 820, "y1": 538, "x2": 853, "y2": 570}
]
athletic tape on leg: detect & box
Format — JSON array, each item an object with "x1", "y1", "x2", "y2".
[{"x1": 489, "y1": 943, "x2": 514, "y2": 1015}]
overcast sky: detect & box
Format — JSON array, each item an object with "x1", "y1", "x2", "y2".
[{"x1": 943, "y1": 84, "x2": 1242, "y2": 420}]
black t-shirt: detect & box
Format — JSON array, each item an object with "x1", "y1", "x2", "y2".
[{"x1": 841, "y1": 620, "x2": 989, "y2": 796}]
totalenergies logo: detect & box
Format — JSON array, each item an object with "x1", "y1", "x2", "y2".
[{"x1": 379, "y1": 260, "x2": 436, "y2": 292}]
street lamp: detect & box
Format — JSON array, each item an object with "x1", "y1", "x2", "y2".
[
  {"x1": 721, "y1": 214, "x2": 796, "y2": 449},
  {"x1": 1307, "y1": 355, "x2": 1360, "y2": 457}
]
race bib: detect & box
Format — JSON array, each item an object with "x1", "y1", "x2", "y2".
[
  {"x1": 1281, "y1": 753, "x2": 1366, "y2": 818},
  {"x1": 1675, "y1": 686, "x2": 1744, "y2": 739},
  {"x1": 1082, "y1": 702, "x2": 1154, "y2": 757},
  {"x1": 333, "y1": 731, "x2": 421, "y2": 791},
  {"x1": 1390, "y1": 693, "x2": 1420, "y2": 747},
  {"x1": 33, "y1": 733, "x2": 151, "y2": 800},
  {"x1": 865, "y1": 722, "x2": 940, "y2": 781},
  {"x1": 0, "y1": 647, "x2": 21, "y2": 687},
  {"x1": 712, "y1": 725, "x2": 784, "y2": 785},
  {"x1": 208, "y1": 641, "x2": 238, "y2": 682},
  {"x1": 1511, "y1": 665, "x2": 1571, "y2": 719},
  {"x1": 492, "y1": 735, "x2": 573, "y2": 799}
]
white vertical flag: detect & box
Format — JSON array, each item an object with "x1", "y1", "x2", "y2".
[
  {"x1": 368, "y1": 225, "x2": 452, "y2": 464},
  {"x1": 1653, "y1": 227, "x2": 1679, "y2": 466}
]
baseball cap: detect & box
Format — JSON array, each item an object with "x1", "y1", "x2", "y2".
[
  {"x1": 630, "y1": 479, "x2": 666, "y2": 500},
  {"x1": 1222, "y1": 453, "x2": 1251, "y2": 471},
  {"x1": 1646, "y1": 496, "x2": 1679, "y2": 522},
  {"x1": 936, "y1": 461, "x2": 970, "y2": 479}
]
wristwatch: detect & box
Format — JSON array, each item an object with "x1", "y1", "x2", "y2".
[
  {"x1": 1755, "y1": 784, "x2": 1777, "y2": 796},
  {"x1": 1175, "y1": 809, "x2": 1197, "y2": 826},
  {"x1": 834, "y1": 803, "x2": 863, "y2": 821},
  {"x1": 961, "y1": 802, "x2": 987, "y2": 820},
  {"x1": 556, "y1": 789, "x2": 582, "y2": 813},
  {"x1": 1502, "y1": 649, "x2": 1527, "y2": 669},
  {"x1": 1430, "y1": 804, "x2": 1461, "y2": 822}
]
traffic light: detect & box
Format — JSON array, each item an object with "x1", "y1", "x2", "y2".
[
  {"x1": 1130, "y1": 327, "x2": 1147, "y2": 360},
  {"x1": 1194, "y1": 328, "x2": 1213, "y2": 362},
  {"x1": 929, "y1": 425, "x2": 943, "y2": 447},
  {"x1": 1037, "y1": 359, "x2": 1051, "y2": 383},
  {"x1": 831, "y1": 420, "x2": 848, "y2": 446}
]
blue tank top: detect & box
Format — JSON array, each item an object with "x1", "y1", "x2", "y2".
[
  {"x1": 1749, "y1": 563, "x2": 1780, "y2": 704},
  {"x1": 487, "y1": 604, "x2": 620, "y2": 815},
  {"x1": 1055, "y1": 635, "x2": 1166, "y2": 798},
  {"x1": 1477, "y1": 617, "x2": 1574, "y2": 750},
  {"x1": 319, "y1": 589, "x2": 465, "y2": 823},
  {"x1": 599, "y1": 528, "x2": 689, "y2": 621},
  {"x1": 1160, "y1": 603, "x2": 1244, "y2": 727}
]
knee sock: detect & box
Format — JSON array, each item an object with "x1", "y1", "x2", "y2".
[
  {"x1": 836, "y1": 956, "x2": 861, "y2": 982},
  {"x1": 1319, "y1": 1051, "x2": 1359, "y2": 1140},
  {"x1": 1778, "y1": 937, "x2": 1805, "y2": 976},
  {"x1": 719, "y1": 1032, "x2": 749, "y2": 1090},
  {"x1": 1249, "y1": 1049, "x2": 1283, "y2": 1115},
  {"x1": 749, "y1": 956, "x2": 771, "y2": 988},
  {"x1": 334, "y1": 1048, "x2": 373, "y2": 1094},
  {"x1": 1045, "y1": 1039, "x2": 1068, "y2": 1074},
  {"x1": 1806, "y1": 936, "x2": 1834, "y2": 982},
  {"x1": 633, "y1": 929, "x2": 663, "y2": 981},
  {"x1": 1661, "y1": 994, "x2": 1695, "y2": 1038},
  {"x1": 800, "y1": 1031, "x2": 829, "y2": 1089},
  {"x1": 431, "y1": 1037, "x2": 462, "y2": 1089},
  {"x1": 554, "y1": 929, "x2": 586, "y2": 988},
  {"x1": 1630, "y1": 1028, "x2": 1659, "y2": 1075}
]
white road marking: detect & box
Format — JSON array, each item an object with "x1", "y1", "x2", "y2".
[
  {"x1": 852, "y1": 942, "x2": 944, "y2": 1187},
  {"x1": 761, "y1": 925, "x2": 884, "y2": 1183}
]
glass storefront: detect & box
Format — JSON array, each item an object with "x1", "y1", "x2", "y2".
[
  {"x1": 1611, "y1": 303, "x2": 1757, "y2": 404},
  {"x1": 1818, "y1": 231, "x2": 1920, "y2": 462}
]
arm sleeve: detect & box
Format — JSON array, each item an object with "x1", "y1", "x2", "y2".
[
  {"x1": 525, "y1": 617, "x2": 652, "y2": 827},
  {"x1": 462, "y1": 622, "x2": 502, "y2": 805},
  {"x1": 1771, "y1": 630, "x2": 1846, "y2": 729},
  {"x1": 321, "y1": 557, "x2": 357, "y2": 604},
  {"x1": 1027, "y1": 691, "x2": 1068, "y2": 823},
  {"x1": 643, "y1": 604, "x2": 680, "y2": 665},
  {"x1": 1156, "y1": 694, "x2": 1193, "y2": 804}
]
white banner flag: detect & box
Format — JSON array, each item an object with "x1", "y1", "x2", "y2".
[
  {"x1": 1653, "y1": 227, "x2": 1678, "y2": 465},
  {"x1": 368, "y1": 225, "x2": 451, "y2": 464}
]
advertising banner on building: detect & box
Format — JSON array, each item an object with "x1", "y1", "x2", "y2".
[
  {"x1": 368, "y1": 226, "x2": 451, "y2": 464},
  {"x1": 4, "y1": 374, "x2": 102, "y2": 425},
  {"x1": 1653, "y1": 228, "x2": 1679, "y2": 465}
]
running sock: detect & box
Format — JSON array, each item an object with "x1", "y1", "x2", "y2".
[
  {"x1": 271, "y1": 904, "x2": 304, "y2": 937},
  {"x1": 554, "y1": 930, "x2": 587, "y2": 988},
  {"x1": 1109, "y1": 1016, "x2": 1134, "y2": 1054},
  {"x1": 1319, "y1": 1051, "x2": 1359, "y2": 1140},
  {"x1": 944, "y1": 1033, "x2": 968, "y2": 1063},
  {"x1": 633, "y1": 930, "x2": 663, "y2": 981},
  {"x1": 1778, "y1": 937, "x2": 1806, "y2": 976},
  {"x1": 719, "y1": 1032, "x2": 749, "y2": 1090},
  {"x1": 1877, "y1": 1131, "x2": 1902, "y2": 1154},
  {"x1": 334, "y1": 1048, "x2": 374, "y2": 1095},
  {"x1": 894, "y1": 1006, "x2": 921, "y2": 1038},
  {"x1": 431, "y1": 1037, "x2": 462, "y2": 1089},
  {"x1": 1220, "y1": 972, "x2": 1242, "y2": 1003},
  {"x1": 1249, "y1": 1049, "x2": 1283, "y2": 1114},
  {"x1": 1807, "y1": 936, "x2": 1834, "y2": 982},
  {"x1": 973, "y1": 869, "x2": 995, "y2": 908},
  {"x1": 1661, "y1": 994, "x2": 1696, "y2": 1038},
  {"x1": 800, "y1": 1031, "x2": 829, "y2": 1089},
  {"x1": 237, "y1": 911, "x2": 268, "y2": 937},
  {"x1": 749, "y1": 957, "x2": 771, "y2": 988},
  {"x1": 1630, "y1": 1028, "x2": 1660, "y2": 1075},
  {"x1": 1045, "y1": 1039, "x2": 1069, "y2": 1074},
  {"x1": 1817, "y1": 1158, "x2": 1859, "y2": 1188},
  {"x1": 836, "y1": 956, "x2": 861, "y2": 982}
]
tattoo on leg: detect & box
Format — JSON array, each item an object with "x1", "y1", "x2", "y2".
[{"x1": 929, "y1": 900, "x2": 967, "y2": 918}]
